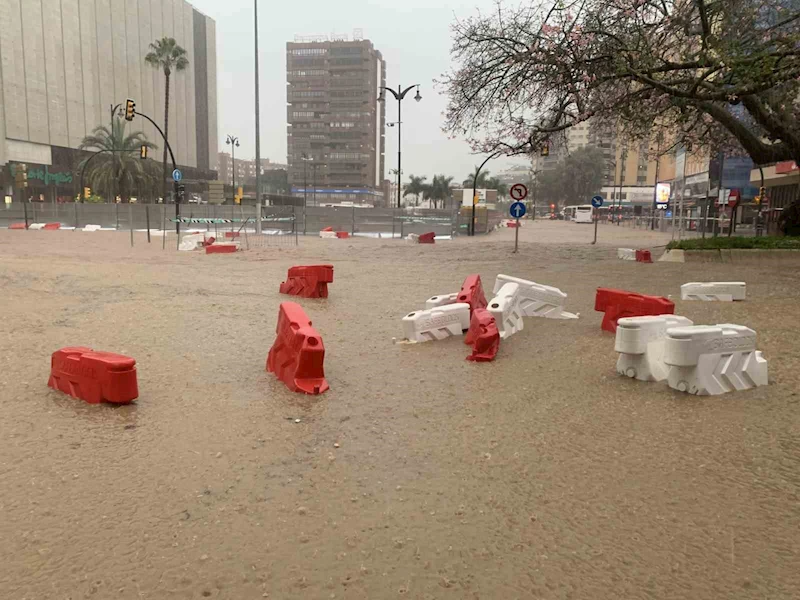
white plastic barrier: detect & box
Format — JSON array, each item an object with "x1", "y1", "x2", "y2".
[
  {"x1": 82, "y1": 224, "x2": 102, "y2": 232},
  {"x1": 617, "y1": 248, "x2": 636, "y2": 261},
  {"x1": 178, "y1": 233, "x2": 209, "y2": 251},
  {"x1": 615, "y1": 315, "x2": 694, "y2": 381},
  {"x1": 663, "y1": 324, "x2": 768, "y2": 395},
  {"x1": 406, "y1": 233, "x2": 419, "y2": 243},
  {"x1": 487, "y1": 282, "x2": 524, "y2": 339},
  {"x1": 425, "y1": 292, "x2": 458, "y2": 310},
  {"x1": 401, "y1": 303, "x2": 471, "y2": 343},
  {"x1": 28, "y1": 223, "x2": 45, "y2": 230},
  {"x1": 681, "y1": 282, "x2": 746, "y2": 302},
  {"x1": 493, "y1": 274, "x2": 578, "y2": 319}
]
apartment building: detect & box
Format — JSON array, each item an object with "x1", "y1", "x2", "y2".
[
  {"x1": 286, "y1": 36, "x2": 386, "y2": 205},
  {"x1": 217, "y1": 152, "x2": 287, "y2": 187}
]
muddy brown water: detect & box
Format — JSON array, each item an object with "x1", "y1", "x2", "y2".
[{"x1": 1, "y1": 222, "x2": 799, "y2": 599}]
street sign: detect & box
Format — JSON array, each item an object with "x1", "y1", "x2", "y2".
[
  {"x1": 510, "y1": 183, "x2": 528, "y2": 201},
  {"x1": 509, "y1": 201, "x2": 527, "y2": 219},
  {"x1": 172, "y1": 169, "x2": 182, "y2": 182},
  {"x1": 591, "y1": 195, "x2": 604, "y2": 208}
]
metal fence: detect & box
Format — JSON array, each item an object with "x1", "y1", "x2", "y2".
[{"x1": 1, "y1": 202, "x2": 498, "y2": 239}]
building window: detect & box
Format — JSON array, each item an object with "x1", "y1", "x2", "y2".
[
  {"x1": 289, "y1": 70, "x2": 326, "y2": 77},
  {"x1": 289, "y1": 48, "x2": 328, "y2": 56},
  {"x1": 292, "y1": 111, "x2": 314, "y2": 118}
]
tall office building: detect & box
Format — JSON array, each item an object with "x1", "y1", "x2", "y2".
[
  {"x1": 286, "y1": 36, "x2": 386, "y2": 205},
  {"x1": 0, "y1": 0, "x2": 218, "y2": 200}
]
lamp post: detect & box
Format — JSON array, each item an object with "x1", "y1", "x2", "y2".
[
  {"x1": 380, "y1": 85, "x2": 421, "y2": 209},
  {"x1": 226, "y1": 134, "x2": 239, "y2": 203},
  {"x1": 389, "y1": 167, "x2": 402, "y2": 206},
  {"x1": 301, "y1": 153, "x2": 313, "y2": 208}
]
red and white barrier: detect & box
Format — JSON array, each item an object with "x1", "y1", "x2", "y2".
[
  {"x1": 493, "y1": 274, "x2": 578, "y2": 319},
  {"x1": 425, "y1": 292, "x2": 458, "y2": 309},
  {"x1": 320, "y1": 230, "x2": 338, "y2": 239},
  {"x1": 663, "y1": 324, "x2": 768, "y2": 395},
  {"x1": 401, "y1": 303, "x2": 471, "y2": 343},
  {"x1": 487, "y1": 282, "x2": 524, "y2": 339},
  {"x1": 617, "y1": 248, "x2": 636, "y2": 261},
  {"x1": 28, "y1": 223, "x2": 46, "y2": 230},
  {"x1": 615, "y1": 315, "x2": 694, "y2": 381},
  {"x1": 681, "y1": 282, "x2": 746, "y2": 302}
]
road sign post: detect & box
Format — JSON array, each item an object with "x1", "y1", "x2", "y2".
[
  {"x1": 591, "y1": 195, "x2": 604, "y2": 245},
  {"x1": 509, "y1": 200, "x2": 527, "y2": 253}
]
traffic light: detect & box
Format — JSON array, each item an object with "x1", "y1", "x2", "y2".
[
  {"x1": 84, "y1": 187, "x2": 91, "y2": 199},
  {"x1": 14, "y1": 163, "x2": 28, "y2": 188},
  {"x1": 754, "y1": 186, "x2": 767, "y2": 205},
  {"x1": 124, "y1": 98, "x2": 136, "y2": 121},
  {"x1": 550, "y1": 204, "x2": 555, "y2": 209},
  {"x1": 176, "y1": 183, "x2": 186, "y2": 202},
  {"x1": 140, "y1": 145, "x2": 147, "y2": 159},
  {"x1": 541, "y1": 143, "x2": 550, "y2": 157}
]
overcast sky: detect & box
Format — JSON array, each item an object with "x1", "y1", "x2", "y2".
[{"x1": 188, "y1": 0, "x2": 530, "y2": 182}]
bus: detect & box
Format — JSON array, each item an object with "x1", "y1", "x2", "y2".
[{"x1": 562, "y1": 205, "x2": 594, "y2": 223}]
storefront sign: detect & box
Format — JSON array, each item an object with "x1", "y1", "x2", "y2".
[
  {"x1": 9, "y1": 163, "x2": 73, "y2": 185},
  {"x1": 775, "y1": 161, "x2": 798, "y2": 174}
]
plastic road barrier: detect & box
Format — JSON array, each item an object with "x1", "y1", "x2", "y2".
[
  {"x1": 487, "y1": 282, "x2": 524, "y2": 339},
  {"x1": 663, "y1": 324, "x2": 768, "y2": 395},
  {"x1": 48, "y1": 347, "x2": 138, "y2": 404},
  {"x1": 280, "y1": 265, "x2": 334, "y2": 299},
  {"x1": 425, "y1": 292, "x2": 459, "y2": 309},
  {"x1": 43, "y1": 222, "x2": 61, "y2": 230},
  {"x1": 636, "y1": 249, "x2": 653, "y2": 263},
  {"x1": 28, "y1": 223, "x2": 45, "y2": 230},
  {"x1": 615, "y1": 315, "x2": 694, "y2": 381},
  {"x1": 418, "y1": 232, "x2": 436, "y2": 244},
  {"x1": 83, "y1": 224, "x2": 102, "y2": 232},
  {"x1": 9, "y1": 222, "x2": 26, "y2": 230},
  {"x1": 401, "y1": 303, "x2": 471, "y2": 343},
  {"x1": 595, "y1": 288, "x2": 675, "y2": 333},
  {"x1": 320, "y1": 230, "x2": 338, "y2": 239},
  {"x1": 267, "y1": 302, "x2": 330, "y2": 394},
  {"x1": 336, "y1": 231, "x2": 350, "y2": 239},
  {"x1": 493, "y1": 274, "x2": 578, "y2": 319},
  {"x1": 464, "y1": 308, "x2": 500, "y2": 362},
  {"x1": 458, "y1": 274, "x2": 488, "y2": 316},
  {"x1": 617, "y1": 248, "x2": 636, "y2": 260},
  {"x1": 224, "y1": 231, "x2": 240, "y2": 239},
  {"x1": 681, "y1": 282, "x2": 746, "y2": 302},
  {"x1": 321, "y1": 226, "x2": 333, "y2": 232},
  {"x1": 205, "y1": 243, "x2": 238, "y2": 254}
]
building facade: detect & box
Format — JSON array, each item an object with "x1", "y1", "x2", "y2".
[
  {"x1": 217, "y1": 152, "x2": 287, "y2": 187},
  {"x1": 1, "y1": 0, "x2": 218, "y2": 201},
  {"x1": 286, "y1": 37, "x2": 386, "y2": 206}
]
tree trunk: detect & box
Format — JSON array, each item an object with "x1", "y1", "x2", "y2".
[{"x1": 162, "y1": 71, "x2": 171, "y2": 204}]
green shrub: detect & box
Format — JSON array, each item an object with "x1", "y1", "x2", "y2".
[{"x1": 666, "y1": 236, "x2": 800, "y2": 250}]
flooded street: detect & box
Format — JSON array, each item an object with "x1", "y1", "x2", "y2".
[{"x1": 2, "y1": 222, "x2": 799, "y2": 599}]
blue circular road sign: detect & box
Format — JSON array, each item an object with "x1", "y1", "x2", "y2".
[
  {"x1": 172, "y1": 169, "x2": 182, "y2": 182},
  {"x1": 509, "y1": 201, "x2": 527, "y2": 219},
  {"x1": 591, "y1": 195, "x2": 604, "y2": 208}
]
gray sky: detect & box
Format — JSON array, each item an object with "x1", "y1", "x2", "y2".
[{"x1": 189, "y1": 0, "x2": 529, "y2": 182}]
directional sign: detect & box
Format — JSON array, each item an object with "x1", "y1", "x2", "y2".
[
  {"x1": 172, "y1": 169, "x2": 182, "y2": 182},
  {"x1": 510, "y1": 183, "x2": 528, "y2": 201},
  {"x1": 591, "y1": 195, "x2": 604, "y2": 208},
  {"x1": 510, "y1": 201, "x2": 527, "y2": 219}
]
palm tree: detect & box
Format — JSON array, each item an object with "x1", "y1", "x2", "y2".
[
  {"x1": 78, "y1": 118, "x2": 158, "y2": 203},
  {"x1": 430, "y1": 175, "x2": 454, "y2": 209},
  {"x1": 463, "y1": 169, "x2": 492, "y2": 189},
  {"x1": 145, "y1": 37, "x2": 189, "y2": 202},
  {"x1": 403, "y1": 175, "x2": 428, "y2": 205}
]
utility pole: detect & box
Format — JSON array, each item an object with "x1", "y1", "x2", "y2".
[{"x1": 254, "y1": 0, "x2": 262, "y2": 234}]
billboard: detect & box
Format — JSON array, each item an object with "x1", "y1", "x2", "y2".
[{"x1": 656, "y1": 183, "x2": 671, "y2": 209}]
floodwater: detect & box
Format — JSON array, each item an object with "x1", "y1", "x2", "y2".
[{"x1": 1, "y1": 222, "x2": 799, "y2": 599}]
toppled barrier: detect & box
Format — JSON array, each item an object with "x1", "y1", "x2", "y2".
[
  {"x1": 617, "y1": 248, "x2": 636, "y2": 261},
  {"x1": 615, "y1": 315, "x2": 694, "y2": 381},
  {"x1": 464, "y1": 308, "x2": 500, "y2": 362},
  {"x1": 205, "y1": 243, "x2": 238, "y2": 254},
  {"x1": 487, "y1": 282, "x2": 524, "y2": 339},
  {"x1": 635, "y1": 249, "x2": 653, "y2": 263},
  {"x1": 418, "y1": 232, "x2": 436, "y2": 244},
  {"x1": 663, "y1": 324, "x2": 768, "y2": 395},
  {"x1": 48, "y1": 347, "x2": 138, "y2": 404},
  {"x1": 43, "y1": 223, "x2": 61, "y2": 230},
  {"x1": 425, "y1": 292, "x2": 458, "y2": 309},
  {"x1": 320, "y1": 230, "x2": 338, "y2": 239},
  {"x1": 493, "y1": 274, "x2": 578, "y2": 319},
  {"x1": 595, "y1": 288, "x2": 674, "y2": 333},
  {"x1": 681, "y1": 282, "x2": 746, "y2": 302},
  {"x1": 457, "y1": 274, "x2": 488, "y2": 316},
  {"x1": 9, "y1": 223, "x2": 27, "y2": 230},
  {"x1": 401, "y1": 303, "x2": 471, "y2": 343},
  {"x1": 280, "y1": 265, "x2": 334, "y2": 299},
  {"x1": 267, "y1": 302, "x2": 329, "y2": 394}
]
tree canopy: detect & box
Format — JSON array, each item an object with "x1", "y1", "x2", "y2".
[
  {"x1": 441, "y1": 0, "x2": 800, "y2": 165},
  {"x1": 462, "y1": 169, "x2": 509, "y2": 197}
]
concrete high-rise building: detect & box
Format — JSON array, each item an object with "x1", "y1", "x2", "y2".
[
  {"x1": 0, "y1": 0, "x2": 218, "y2": 200},
  {"x1": 286, "y1": 36, "x2": 386, "y2": 205},
  {"x1": 217, "y1": 152, "x2": 287, "y2": 187}
]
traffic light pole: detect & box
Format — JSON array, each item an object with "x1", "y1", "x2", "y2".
[
  {"x1": 134, "y1": 111, "x2": 179, "y2": 234},
  {"x1": 471, "y1": 151, "x2": 500, "y2": 236}
]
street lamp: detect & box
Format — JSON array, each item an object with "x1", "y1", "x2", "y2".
[
  {"x1": 380, "y1": 84, "x2": 421, "y2": 209},
  {"x1": 225, "y1": 134, "x2": 240, "y2": 203},
  {"x1": 301, "y1": 153, "x2": 313, "y2": 208},
  {"x1": 389, "y1": 166, "x2": 402, "y2": 206}
]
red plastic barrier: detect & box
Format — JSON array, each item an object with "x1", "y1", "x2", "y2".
[
  {"x1": 635, "y1": 249, "x2": 653, "y2": 263},
  {"x1": 203, "y1": 236, "x2": 216, "y2": 246},
  {"x1": 418, "y1": 232, "x2": 436, "y2": 244},
  {"x1": 205, "y1": 243, "x2": 237, "y2": 254},
  {"x1": 267, "y1": 302, "x2": 329, "y2": 394},
  {"x1": 9, "y1": 222, "x2": 27, "y2": 230},
  {"x1": 464, "y1": 308, "x2": 500, "y2": 362},
  {"x1": 280, "y1": 264, "x2": 334, "y2": 298},
  {"x1": 336, "y1": 231, "x2": 350, "y2": 239},
  {"x1": 48, "y1": 347, "x2": 138, "y2": 404},
  {"x1": 321, "y1": 226, "x2": 334, "y2": 232},
  {"x1": 43, "y1": 223, "x2": 61, "y2": 230},
  {"x1": 457, "y1": 274, "x2": 488, "y2": 316},
  {"x1": 507, "y1": 221, "x2": 519, "y2": 228},
  {"x1": 224, "y1": 231, "x2": 240, "y2": 239},
  {"x1": 595, "y1": 288, "x2": 674, "y2": 333}
]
